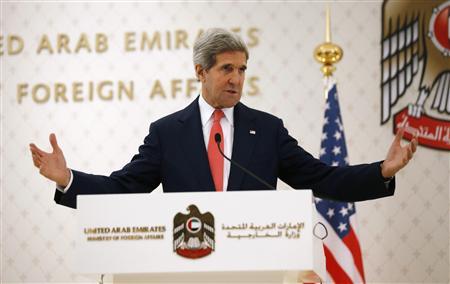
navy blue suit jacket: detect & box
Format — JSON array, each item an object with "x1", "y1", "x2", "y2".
[{"x1": 55, "y1": 97, "x2": 394, "y2": 209}]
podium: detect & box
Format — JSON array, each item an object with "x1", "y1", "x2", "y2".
[{"x1": 76, "y1": 190, "x2": 325, "y2": 283}]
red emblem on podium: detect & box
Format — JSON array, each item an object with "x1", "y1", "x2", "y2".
[{"x1": 173, "y1": 205, "x2": 215, "y2": 259}]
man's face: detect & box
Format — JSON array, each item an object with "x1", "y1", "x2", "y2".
[{"x1": 197, "y1": 51, "x2": 247, "y2": 109}]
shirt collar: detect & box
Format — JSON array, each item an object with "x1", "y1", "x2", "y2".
[{"x1": 198, "y1": 94, "x2": 234, "y2": 127}]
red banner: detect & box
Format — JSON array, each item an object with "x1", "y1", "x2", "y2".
[{"x1": 393, "y1": 107, "x2": 450, "y2": 151}]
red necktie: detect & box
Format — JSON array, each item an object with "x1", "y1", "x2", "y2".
[{"x1": 208, "y1": 109, "x2": 224, "y2": 191}]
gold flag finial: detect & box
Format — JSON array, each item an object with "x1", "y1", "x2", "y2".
[{"x1": 314, "y1": 5, "x2": 343, "y2": 77}]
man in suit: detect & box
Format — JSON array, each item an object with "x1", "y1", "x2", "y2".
[{"x1": 29, "y1": 28, "x2": 418, "y2": 209}]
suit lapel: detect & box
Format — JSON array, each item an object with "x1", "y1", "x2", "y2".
[
  {"x1": 227, "y1": 102, "x2": 258, "y2": 190},
  {"x1": 178, "y1": 97, "x2": 215, "y2": 191}
]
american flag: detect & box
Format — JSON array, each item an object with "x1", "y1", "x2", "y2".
[{"x1": 314, "y1": 80, "x2": 366, "y2": 284}]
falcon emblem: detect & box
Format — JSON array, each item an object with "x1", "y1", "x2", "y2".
[
  {"x1": 381, "y1": 0, "x2": 450, "y2": 150},
  {"x1": 173, "y1": 205, "x2": 215, "y2": 259}
]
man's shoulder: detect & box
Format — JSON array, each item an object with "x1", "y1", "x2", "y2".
[
  {"x1": 152, "y1": 98, "x2": 199, "y2": 127},
  {"x1": 152, "y1": 108, "x2": 184, "y2": 126},
  {"x1": 236, "y1": 102, "x2": 282, "y2": 124}
]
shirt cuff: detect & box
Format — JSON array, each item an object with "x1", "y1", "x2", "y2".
[
  {"x1": 56, "y1": 169, "x2": 73, "y2": 194},
  {"x1": 379, "y1": 161, "x2": 394, "y2": 189},
  {"x1": 384, "y1": 178, "x2": 393, "y2": 189}
]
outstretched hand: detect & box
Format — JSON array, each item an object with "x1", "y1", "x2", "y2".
[
  {"x1": 381, "y1": 127, "x2": 418, "y2": 178},
  {"x1": 29, "y1": 133, "x2": 71, "y2": 187}
]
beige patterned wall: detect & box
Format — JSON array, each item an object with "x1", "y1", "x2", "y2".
[{"x1": 1, "y1": 1, "x2": 448, "y2": 283}]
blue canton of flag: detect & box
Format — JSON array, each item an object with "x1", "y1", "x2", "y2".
[{"x1": 314, "y1": 82, "x2": 366, "y2": 284}]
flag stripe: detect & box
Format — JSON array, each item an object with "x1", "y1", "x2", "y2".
[
  {"x1": 323, "y1": 244, "x2": 353, "y2": 284},
  {"x1": 315, "y1": 209, "x2": 364, "y2": 284},
  {"x1": 343, "y1": 226, "x2": 365, "y2": 281}
]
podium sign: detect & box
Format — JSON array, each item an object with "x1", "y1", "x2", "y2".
[{"x1": 76, "y1": 190, "x2": 324, "y2": 282}]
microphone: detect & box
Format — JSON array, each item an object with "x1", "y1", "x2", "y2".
[{"x1": 214, "y1": 133, "x2": 275, "y2": 190}]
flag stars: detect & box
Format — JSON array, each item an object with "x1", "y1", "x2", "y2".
[
  {"x1": 315, "y1": 198, "x2": 322, "y2": 204},
  {"x1": 338, "y1": 222, "x2": 347, "y2": 232},
  {"x1": 325, "y1": 102, "x2": 330, "y2": 110},
  {"x1": 331, "y1": 161, "x2": 339, "y2": 166},
  {"x1": 323, "y1": 117, "x2": 329, "y2": 125},
  {"x1": 319, "y1": 147, "x2": 326, "y2": 157},
  {"x1": 334, "y1": 131, "x2": 342, "y2": 141},
  {"x1": 321, "y1": 132, "x2": 328, "y2": 141},
  {"x1": 344, "y1": 156, "x2": 349, "y2": 164},
  {"x1": 326, "y1": 208, "x2": 335, "y2": 218},
  {"x1": 335, "y1": 118, "x2": 343, "y2": 131},
  {"x1": 340, "y1": 206, "x2": 349, "y2": 217},
  {"x1": 347, "y1": 203, "x2": 354, "y2": 211},
  {"x1": 332, "y1": 146, "x2": 341, "y2": 156}
]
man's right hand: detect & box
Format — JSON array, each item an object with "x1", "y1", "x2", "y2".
[{"x1": 29, "y1": 133, "x2": 71, "y2": 188}]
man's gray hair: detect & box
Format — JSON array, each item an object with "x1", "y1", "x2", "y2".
[{"x1": 193, "y1": 28, "x2": 249, "y2": 70}]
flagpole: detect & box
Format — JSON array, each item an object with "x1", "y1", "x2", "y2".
[
  {"x1": 312, "y1": 6, "x2": 367, "y2": 284},
  {"x1": 313, "y1": 5, "x2": 343, "y2": 98}
]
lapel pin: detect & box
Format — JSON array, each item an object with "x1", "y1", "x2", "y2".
[{"x1": 249, "y1": 130, "x2": 256, "y2": 135}]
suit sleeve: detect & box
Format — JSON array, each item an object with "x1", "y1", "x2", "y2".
[
  {"x1": 54, "y1": 123, "x2": 163, "y2": 209},
  {"x1": 276, "y1": 119, "x2": 395, "y2": 202}
]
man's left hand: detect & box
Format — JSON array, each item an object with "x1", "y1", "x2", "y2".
[{"x1": 381, "y1": 127, "x2": 418, "y2": 178}]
